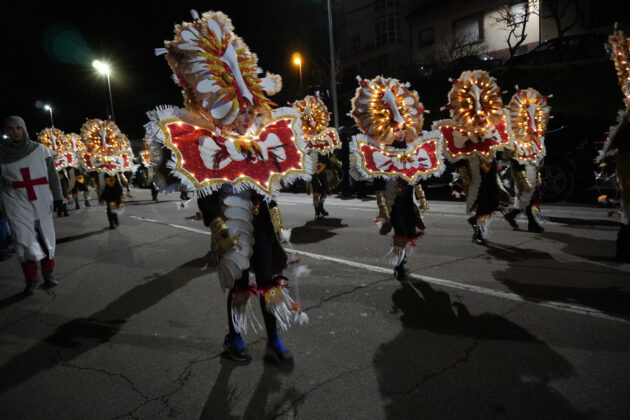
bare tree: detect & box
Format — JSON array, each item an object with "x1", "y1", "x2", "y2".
[
  {"x1": 535, "y1": 0, "x2": 584, "y2": 59},
  {"x1": 493, "y1": 1, "x2": 536, "y2": 67},
  {"x1": 416, "y1": 35, "x2": 489, "y2": 70}
]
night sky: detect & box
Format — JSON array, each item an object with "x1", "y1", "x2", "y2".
[{"x1": 2, "y1": 1, "x2": 330, "y2": 143}]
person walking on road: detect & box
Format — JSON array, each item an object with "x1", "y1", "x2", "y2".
[
  {"x1": 100, "y1": 174, "x2": 123, "y2": 230},
  {"x1": 0, "y1": 116, "x2": 63, "y2": 295}
]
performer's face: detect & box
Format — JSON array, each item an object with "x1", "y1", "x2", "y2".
[
  {"x1": 394, "y1": 125, "x2": 406, "y2": 142},
  {"x1": 235, "y1": 108, "x2": 254, "y2": 135},
  {"x1": 6, "y1": 121, "x2": 25, "y2": 143}
]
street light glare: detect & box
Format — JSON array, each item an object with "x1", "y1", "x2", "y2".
[
  {"x1": 44, "y1": 105, "x2": 52, "y2": 111},
  {"x1": 292, "y1": 52, "x2": 302, "y2": 66},
  {"x1": 92, "y1": 59, "x2": 111, "y2": 75}
]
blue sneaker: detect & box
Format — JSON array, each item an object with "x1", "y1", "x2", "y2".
[
  {"x1": 223, "y1": 334, "x2": 252, "y2": 363},
  {"x1": 265, "y1": 337, "x2": 294, "y2": 364}
]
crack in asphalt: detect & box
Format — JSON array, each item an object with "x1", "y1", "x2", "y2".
[
  {"x1": 270, "y1": 364, "x2": 373, "y2": 420},
  {"x1": 393, "y1": 301, "x2": 529, "y2": 396},
  {"x1": 119, "y1": 353, "x2": 221, "y2": 420},
  {"x1": 59, "y1": 361, "x2": 152, "y2": 408}
]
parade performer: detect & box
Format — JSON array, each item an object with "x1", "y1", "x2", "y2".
[
  {"x1": 502, "y1": 87, "x2": 552, "y2": 233},
  {"x1": 596, "y1": 28, "x2": 630, "y2": 261},
  {"x1": 433, "y1": 70, "x2": 513, "y2": 245},
  {"x1": 70, "y1": 170, "x2": 91, "y2": 209},
  {"x1": 80, "y1": 118, "x2": 134, "y2": 201},
  {"x1": 292, "y1": 95, "x2": 341, "y2": 219},
  {"x1": 0, "y1": 116, "x2": 63, "y2": 295},
  {"x1": 61, "y1": 132, "x2": 91, "y2": 209},
  {"x1": 100, "y1": 173, "x2": 124, "y2": 229},
  {"x1": 145, "y1": 10, "x2": 313, "y2": 363},
  {"x1": 38, "y1": 127, "x2": 71, "y2": 216},
  {"x1": 349, "y1": 75, "x2": 444, "y2": 280}
]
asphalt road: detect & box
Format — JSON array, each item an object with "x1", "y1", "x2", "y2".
[{"x1": 1, "y1": 188, "x2": 629, "y2": 419}]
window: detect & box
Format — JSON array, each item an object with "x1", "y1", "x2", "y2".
[
  {"x1": 418, "y1": 27, "x2": 434, "y2": 47},
  {"x1": 375, "y1": 12, "x2": 401, "y2": 46},
  {"x1": 507, "y1": 2, "x2": 528, "y2": 25},
  {"x1": 453, "y1": 13, "x2": 483, "y2": 45}
]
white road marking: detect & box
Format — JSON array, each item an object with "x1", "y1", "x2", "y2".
[{"x1": 131, "y1": 214, "x2": 629, "y2": 324}]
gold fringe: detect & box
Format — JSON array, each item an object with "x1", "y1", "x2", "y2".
[
  {"x1": 210, "y1": 217, "x2": 238, "y2": 256},
  {"x1": 375, "y1": 190, "x2": 390, "y2": 220},
  {"x1": 515, "y1": 169, "x2": 533, "y2": 192},
  {"x1": 269, "y1": 206, "x2": 285, "y2": 233},
  {"x1": 414, "y1": 184, "x2": 429, "y2": 211}
]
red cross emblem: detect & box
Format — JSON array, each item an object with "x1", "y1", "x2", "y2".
[{"x1": 11, "y1": 168, "x2": 48, "y2": 201}]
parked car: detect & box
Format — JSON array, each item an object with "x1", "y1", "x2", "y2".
[
  {"x1": 512, "y1": 33, "x2": 608, "y2": 66},
  {"x1": 539, "y1": 113, "x2": 609, "y2": 202}
]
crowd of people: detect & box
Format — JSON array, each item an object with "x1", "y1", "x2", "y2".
[{"x1": 2, "y1": 10, "x2": 628, "y2": 370}]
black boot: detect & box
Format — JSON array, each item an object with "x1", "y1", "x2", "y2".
[
  {"x1": 84, "y1": 199, "x2": 91, "y2": 207},
  {"x1": 503, "y1": 209, "x2": 521, "y2": 230},
  {"x1": 319, "y1": 197, "x2": 329, "y2": 216},
  {"x1": 113, "y1": 213, "x2": 119, "y2": 226},
  {"x1": 63, "y1": 203, "x2": 69, "y2": 217},
  {"x1": 394, "y1": 262, "x2": 406, "y2": 281},
  {"x1": 472, "y1": 225, "x2": 487, "y2": 246},
  {"x1": 467, "y1": 216, "x2": 476, "y2": 229},
  {"x1": 314, "y1": 201, "x2": 322, "y2": 219},
  {"x1": 616, "y1": 224, "x2": 630, "y2": 262},
  {"x1": 526, "y1": 206, "x2": 544, "y2": 233},
  {"x1": 75, "y1": 201, "x2": 80, "y2": 210},
  {"x1": 107, "y1": 212, "x2": 116, "y2": 229}
]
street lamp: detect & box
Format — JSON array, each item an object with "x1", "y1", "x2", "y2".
[
  {"x1": 92, "y1": 59, "x2": 115, "y2": 122},
  {"x1": 292, "y1": 52, "x2": 303, "y2": 95},
  {"x1": 43, "y1": 104, "x2": 54, "y2": 127}
]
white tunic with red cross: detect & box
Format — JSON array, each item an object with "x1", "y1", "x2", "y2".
[{"x1": 0, "y1": 145, "x2": 56, "y2": 261}]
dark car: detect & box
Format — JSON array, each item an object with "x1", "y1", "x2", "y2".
[
  {"x1": 539, "y1": 113, "x2": 609, "y2": 202},
  {"x1": 512, "y1": 33, "x2": 608, "y2": 66}
]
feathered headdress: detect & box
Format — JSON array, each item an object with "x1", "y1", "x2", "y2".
[
  {"x1": 291, "y1": 95, "x2": 340, "y2": 152},
  {"x1": 38, "y1": 127, "x2": 67, "y2": 153},
  {"x1": 157, "y1": 10, "x2": 282, "y2": 129},
  {"x1": 80, "y1": 119, "x2": 132, "y2": 173},
  {"x1": 446, "y1": 70, "x2": 504, "y2": 134},
  {"x1": 351, "y1": 76, "x2": 426, "y2": 145},
  {"x1": 432, "y1": 70, "x2": 511, "y2": 162},
  {"x1": 507, "y1": 86, "x2": 551, "y2": 164},
  {"x1": 64, "y1": 132, "x2": 85, "y2": 153}
]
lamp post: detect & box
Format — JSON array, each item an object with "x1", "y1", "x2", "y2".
[
  {"x1": 292, "y1": 52, "x2": 303, "y2": 96},
  {"x1": 92, "y1": 59, "x2": 115, "y2": 122},
  {"x1": 43, "y1": 104, "x2": 54, "y2": 127},
  {"x1": 327, "y1": 0, "x2": 339, "y2": 129}
]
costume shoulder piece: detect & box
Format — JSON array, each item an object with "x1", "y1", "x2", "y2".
[
  {"x1": 291, "y1": 95, "x2": 340, "y2": 153},
  {"x1": 433, "y1": 70, "x2": 511, "y2": 162},
  {"x1": 80, "y1": 119, "x2": 133, "y2": 174},
  {"x1": 38, "y1": 127, "x2": 76, "y2": 170},
  {"x1": 145, "y1": 10, "x2": 312, "y2": 199},
  {"x1": 349, "y1": 75, "x2": 444, "y2": 183},
  {"x1": 506, "y1": 86, "x2": 551, "y2": 165},
  {"x1": 64, "y1": 132, "x2": 86, "y2": 171}
]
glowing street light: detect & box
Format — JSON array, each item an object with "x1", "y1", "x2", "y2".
[
  {"x1": 92, "y1": 59, "x2": 116, "y2": 121},
  {"x1": 292, "y1": 52, "x2": 303, "y2": 95},
  {"x1": 43, "y1": 104, "x2": 54, "y2": 127}
]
